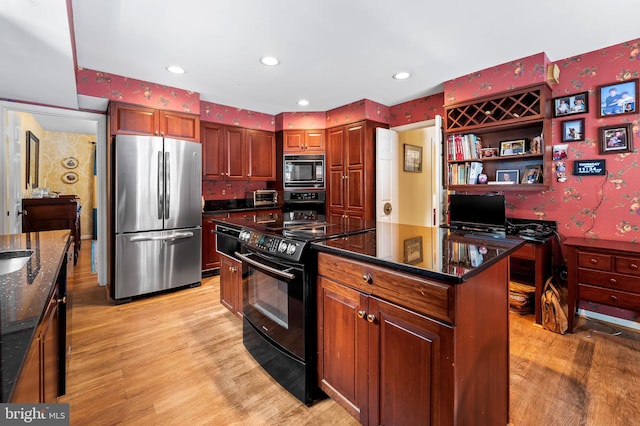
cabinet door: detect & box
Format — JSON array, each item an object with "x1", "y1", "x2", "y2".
[
  {"x1": 220, "y1": 255, "x2": 239, "y2": 315},
  {"x1": 41, "y1": 296, "x2": 60, "y2": 403},
  {"x1": 110, "y1": 103, "x2": 159, "y2": 136},
  {"x1": 202, "y1": 122, "x2": 226, "y2": 180},
  {"x1": 305, "y1": 130, "x2": 325, "y2": 151},
  {"x1": 327, "y1": 127, "x2": 346, "y2": 211},
  {"x1": 247, "y1": 129, "x2": 276, "y2": 180},
  {"x1": 317, "y1": 276, "x2": 369, "y2": 424},
  {"x1": 368, "y1": 297, "x2": 454, "y2": 426},
  {"x1": 202, "y1": 217, "x2": 221, "y2": 271},
  {"x1": 345, "y1": 123, "x2": 366, "y2": 212},
  {"x1": 226, "y1": 127, "x2": 246, "y2": 180},
  {"x1": 11, "y1": 338, "x2": 41, "y2": 402},
  {"x1": 284, "y1": 130, "x2": 304, "y2": 151},
  {"x1": 159, "y1": 111, "x2": 200, "y2": 142}
]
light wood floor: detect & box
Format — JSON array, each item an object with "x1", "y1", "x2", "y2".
[{"x1": 60, "y1": 244, "x2": 640, "y2": 425}]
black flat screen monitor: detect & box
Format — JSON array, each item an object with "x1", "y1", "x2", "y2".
[{"x1": 448, "y1": 194, "x2": 506, "y2": 232}]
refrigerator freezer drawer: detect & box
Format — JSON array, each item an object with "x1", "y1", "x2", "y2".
[{"x1": 115, "y1": 228, "x2": 202, "y2": 300}]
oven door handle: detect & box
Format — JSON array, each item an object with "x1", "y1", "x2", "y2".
[{"x1": 234, "y1": 252, "x2": 296, "y2": 280}]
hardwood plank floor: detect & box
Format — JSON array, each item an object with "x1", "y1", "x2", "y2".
[{"x1": 60, "y1": 244, "x2": 640, "y2": 425}]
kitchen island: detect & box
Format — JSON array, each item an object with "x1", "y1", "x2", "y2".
[
  {"x1": 313, "y1": 222, "x2": 523, "y2": 425},
  {"x1": 0, "y1": 230, "x2": 71, "y2": 402}
]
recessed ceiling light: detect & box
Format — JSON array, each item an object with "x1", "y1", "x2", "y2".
[
  {"x1": 260, "y1": 56, "x2": 280, "y2": 66},
  {"x1": 298, "y1": 99, "x2": 309, "y2": 106},
  {"x1": 393, "y1": 72, "x2": 411, "y2": 80},
  {"x1": 166, "y1": 65, "x2": 185, "y2": 74}
]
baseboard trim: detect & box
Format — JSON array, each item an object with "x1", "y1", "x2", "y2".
[{"x1": 577, "y1": 308, "x2": 640, "y2": 332}]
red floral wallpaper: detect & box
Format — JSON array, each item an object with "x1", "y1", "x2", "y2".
[
  {"x1": 326, "y1": 99, "x2": 390, "y2": 127},
  {"x1": 200, "y1": 100, "x2": 275, "y2": 131},
  {"x1": 275, "y1": 112, "x2": 327, "y2": 131},
  {"x1": 76, "y1": 67, "x2": 200, "y2": 113},
  {"x1": 388, "y1": 93, "x2": 444, "y2": 127}
]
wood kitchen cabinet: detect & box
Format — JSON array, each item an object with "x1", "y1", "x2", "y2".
[
  {"x1": 317, "y1": 251, "x2": 509, "y2": 425},
  {"x1": 281, "y1": 129, "x2": 325, "y2": 153},
  {"x1": 202, "y1": 214, "x2": 225, "y2": 273},
  {"x1": 565, "y1": 238, "x2": 640, "y2": 333},
  {"x1": 220, "y1": 254, "x2": 242, "y2": 318},
  {"x1": 201, "y1": 122, "x2": 275, "y2": 181},
  {"x1": 326, "y1": 120, "x2": 386, "y2": 221},
  {"x1": 109, "y1": 102, "x2": 200, "y2": 142}
]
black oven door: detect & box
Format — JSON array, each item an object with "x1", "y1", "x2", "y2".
[{"x1": 236, "y1": 249, "x2": 305, "y2": 360}]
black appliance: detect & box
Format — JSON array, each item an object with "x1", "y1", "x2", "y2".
[
  {"x1": 447, "y1": 194, "x2": 506, "y2": 233},
  {"x1": 283, "y1": 154, "x2": 324, "y2": 189},
  {"x1": 283, "y1": 190, "x2": 326, "y2": 222},
  {"x1": 217, "y1": 215, "x2": 374, "y2": 405}
]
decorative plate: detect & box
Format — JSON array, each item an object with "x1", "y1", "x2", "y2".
[
  {"x1": 62, "y1": 157, "x2": 79, "y2": 169},
  {"x1": 61, "y1": 171, "x2": 78, "y2": 184}
]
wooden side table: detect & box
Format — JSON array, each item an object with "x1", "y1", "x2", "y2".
[{"x1": 564, "y1": 237, "x2": 640, "y2": 333}]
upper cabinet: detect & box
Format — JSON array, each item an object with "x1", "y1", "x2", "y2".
[
  {"x1": 282, "y1": 129, "x2": 325, "y2": 153},
  {"x1": 201, "y1": 121, "x2": 275, "y2": 181},
  {"x1": 444, "y1": 84, "x2": 552, "y2": 192},
  {"x1": 109, "y1": 102, "x2": 200, "y2": 142}
]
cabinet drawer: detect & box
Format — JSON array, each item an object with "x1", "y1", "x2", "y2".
[
  {"x1": 615, "y1": 256, "x2": 640, "y2": 276},
  {"x1": 578, "y1": 283, "x2": 640, "y2": 311},
  {"x1": 577, "y1": 252, "x2": 611, "y2": 271},
  {"x1": 577, "y1": 268, "x2": 640, "y2": 293},
  {"x1": 510, "y1": 243, "x2": 534, "y2": 260},
  {"x1": 317, "y1": 253, "x2": 453, "y2": 323}
]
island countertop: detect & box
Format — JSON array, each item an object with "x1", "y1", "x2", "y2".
[
  {"x1": 0, "y1": 230, "x2": 71, "y2": 402},
  {"x1": 312, "y1": 222, "x2": 524, "y2": 283}
]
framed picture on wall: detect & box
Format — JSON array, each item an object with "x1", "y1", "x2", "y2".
[
  {"x1": 597, "y1": 79, "x2": 638, "y2": 117},
  {"x1": 599, "y1": 124, "x2": 633, "y2": 154},
  {"x1": 403, "y1": 144, "x2": 422, "y2": 172},
  {"x1": 553, "y1": 91, "x2": 589, "y2": 117},
  {"x1": 561, "y1": 118, "x2": 585, "y2": 142}
]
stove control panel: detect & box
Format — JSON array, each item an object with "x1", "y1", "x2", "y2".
[{"x1": 239, "y1": 229, "x2": 306, "y2": 262}]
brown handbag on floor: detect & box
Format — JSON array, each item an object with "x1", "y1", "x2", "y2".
[{"x1": 541, "y1": 277, "x2": 568, "y2": 334}]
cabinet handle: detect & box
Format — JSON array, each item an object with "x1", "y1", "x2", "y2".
[
  {"x1": 610, "y1": 295, "x2": 618, "y2": 302},
  {"x1": 357, "y1": 310, "x2": 366, "y2": 319},
  {"x1": 590, "y1": 258, "x2": 598, "y2": 264},
  {"x1": 366, "y1": 314, "x2": 376, "y2": 323},
  {"x1": 57, "y1": 296, "x2": 67, "y2": 304},
  {"x1": 362, "y1": 274, "x2": 372, "y2": 284},
  {"x1": 609, "y1": 278, "x2": 617, "y2": 285},
  {"x1": 630, "y1": 263, "x2": 638, "y2": 270},
  {"x1": 155, "y1": 131, "x2": 159, "y2": 135}
]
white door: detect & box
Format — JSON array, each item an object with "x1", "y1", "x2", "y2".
[
  {"x1": 375, "y1": 128, "x2": 399, "y2": 223},
  {"x1": 6, "y1": 112, "x2": 23, "y2": 234}
]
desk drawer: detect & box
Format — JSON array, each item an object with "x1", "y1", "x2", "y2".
[
  {"x1": 578, "y1": 252, "x2": 611, "y2": 271},
  {"x1": 615, "y1": 256, "x2": 640, "y2": 276},
  {"x1": 510, "y1": 243, "x2": 535, "y2": 260},
  {"x1": 577, "y1": 268, "x2": 640, "y2": 293},
  {"x1": 578, "y1": 283, "x2": 640, "y2": 311}
]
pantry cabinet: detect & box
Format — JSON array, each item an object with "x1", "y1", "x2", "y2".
[
  {"x1": 109, "y1": 102, "x2": 200, "y2": 142},
  {"x1": 281, "y1": 129, "x2": 325, "y2": 153},
  {"x1": 326, "y1": 120, "x2": 386, "y2": 221}
]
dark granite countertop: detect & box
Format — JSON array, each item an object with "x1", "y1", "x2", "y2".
[
  {"x1": 202, "y1": 199, "x2": 282, "y2": 215},
  {"x1": 0, "y1": 230, "x2": 70, "y2": 402},
  {"x1": 312, "y1": 223, "x2": 524, "y2": 283}
]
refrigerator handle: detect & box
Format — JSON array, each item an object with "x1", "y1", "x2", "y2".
[
  {"x1": 164, "y1": 151, "x2": 170, "y2": 219},
  {"x1": 158, "y1": 151, "x2": 164, "y2": 220}
]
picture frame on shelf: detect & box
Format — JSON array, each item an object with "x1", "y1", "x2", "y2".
[
  {"x1": 522, "y1": 165, "x2": 543, "y2": 184},
  {"x1": 480, "y1": 147, "x2": 499, "y2": 158},
  {"x1": 403, "y1": 237, "x2": 423, "y2": 265},
  {"x1": 499, "y1": 139, "x2": 525, "y2": 156},
  {"x1": 531, "y1": 136, "x2": 543, "y2": 154},
  {"x1": 403, "y1": 144, "x2": 422, "y2": 172},
  {"x1": 597, "y1": 79, "x2": 638, "y2": 117},
  {"x1": 599, "y1": 123, "x2": 633, "y2": 154},
  {"x1": 495, "y1": 169, "x2": 519, "y2": 183},
  {"x1": 561, "y1": 118, "x2": 585, "y2": 142},
  {"x1": 553, "y1": 91, "x2": 589, "y2": 117}
]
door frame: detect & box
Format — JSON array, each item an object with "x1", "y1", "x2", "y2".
[{"x1": 0, "y1": 101, "x2": 108, "y2": 285}]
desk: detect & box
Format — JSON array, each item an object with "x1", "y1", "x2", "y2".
[
  {"x1": 22, "y1": 196, "x2": 81, "y2": 264},
  {"x1": 509, "y1": 237, "x2": 553, "y2": 324}
]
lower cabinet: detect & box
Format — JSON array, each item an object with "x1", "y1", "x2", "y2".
[
  {"x1": 11, "y1": 281, "x2": 61, "y2": 403},
  {"x1": 317, "y1": 276, "x2": 453, "y2": 425},
  {"x1": 202, "y1": 215, "x2": 224, "y2": 272},
  {"x1": 220, "y1": 254, "x2": 242, "y2": 318}
]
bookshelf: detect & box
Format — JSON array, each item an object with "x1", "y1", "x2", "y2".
[{"x1": 444, "y1": 84, "x2": 552, "y2": 192}]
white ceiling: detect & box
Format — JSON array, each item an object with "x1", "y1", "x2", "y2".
[{"x1": 2, "y1": 0, "x2": 640, "y2": 125}]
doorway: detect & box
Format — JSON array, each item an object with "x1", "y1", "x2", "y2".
[{"x1": 0, "y1": 101, "x2": 108, "y2": 285}]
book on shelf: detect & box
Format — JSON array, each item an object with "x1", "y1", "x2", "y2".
[{"x1": 447, "y1": 133, "x2": 482, "y2": 160}]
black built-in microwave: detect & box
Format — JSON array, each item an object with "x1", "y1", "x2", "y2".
[{"x1": 283, "y1": 154, "x2": 324, "y2": 189}]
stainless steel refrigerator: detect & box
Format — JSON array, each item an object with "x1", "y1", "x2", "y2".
[{"x1": 112, "y1": 135, "x2": 202, "y2": 301}]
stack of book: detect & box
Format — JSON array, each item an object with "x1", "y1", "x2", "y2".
[
  {"x1": 447, "y1": 134, "x2": 482, "y2": 160},
  {"x1": 448, "y1": 161, "x2": 483, "y2": 185}
]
